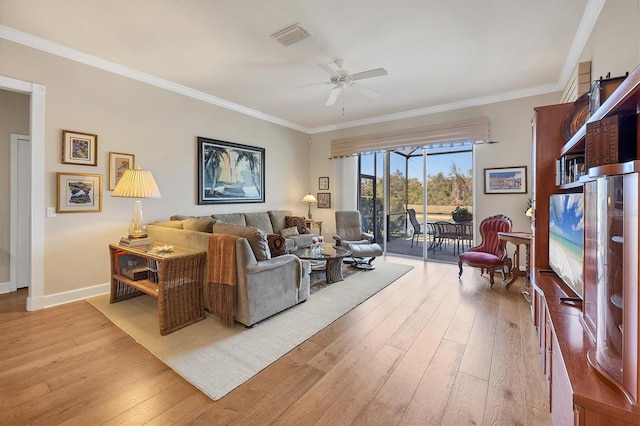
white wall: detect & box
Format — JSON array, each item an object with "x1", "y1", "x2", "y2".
[
  {"x1": 307, "y1": 0, "x2": 640, "y2": 257},
  {"x1": 0, "y1": 39, "x2": 311, "y2": 297},
  {"x1": 1, "y1": 0, "x2": 638, "y2": 301},
  {"x1": 308, "y1": 93, "x2": 562, "y2": 241},
  {"x1": 0, "y1": 89, "x2": 29, "y2": 283}
]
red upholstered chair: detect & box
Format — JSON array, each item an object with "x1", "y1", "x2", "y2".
[{"x1": 458, "y1": 214, "x2": 512, "y2": 287}]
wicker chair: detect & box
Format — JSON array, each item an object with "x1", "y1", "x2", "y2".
[{"x1": 458, "y1": 214, "x2": 512, "y2": 287}]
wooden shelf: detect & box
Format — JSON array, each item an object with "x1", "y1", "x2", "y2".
[{"x1": 561, "y1": 65, "x2": 640, "y2": 157}]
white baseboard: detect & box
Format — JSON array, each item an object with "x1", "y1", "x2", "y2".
[
  {"x1": 0, "y1": 281, "x2": 12, "y2": 294},
  {"x1": 27, "y1": 282, "x2": 110, "y2": 310}
]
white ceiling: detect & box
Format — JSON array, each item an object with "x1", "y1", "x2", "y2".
[{"x1": 0, "y1": 0, "x2": 598, "y2": 133}]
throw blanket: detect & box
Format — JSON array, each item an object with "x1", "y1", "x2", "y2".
[{"x1": 208, "y1": 234, "x2": 238, "y2": 326}]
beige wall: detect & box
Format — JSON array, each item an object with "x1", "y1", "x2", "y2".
[
  {"x1": 0, "y1": 89, "x2": 30, "y2": 283},
  {"x1": 0, "y1": 0, "x2": 638, "y2": 301},
  {"x1": 309, "y1": 93, "x2": 562, "y2": 239},
  {"x1": 308, "y1": 0, "x2": 640, "y2": 246},
  {"x1": 0, "y1": 40, "x2": 310, "y2": 296}
]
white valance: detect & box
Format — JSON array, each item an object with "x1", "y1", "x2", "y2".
[{"x1": 330, "y1": 117, "x2": 490, "y2": 158}]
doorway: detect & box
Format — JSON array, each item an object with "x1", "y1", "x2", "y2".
[
  {"x1": 0, "y1": 76, "x2": 46, "y2": 310},
  {"x1": 358, "y1": 144, "x2": 473, "y2": 262},
  {"x1": 10, "y1": 134, "x2": 31, "y2": 291}
]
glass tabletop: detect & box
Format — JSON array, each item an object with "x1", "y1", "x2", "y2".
[{"x1": 293, "y1": 243, "x2": 351, "y2": 260}]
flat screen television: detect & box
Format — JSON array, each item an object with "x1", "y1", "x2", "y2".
[{"x1": 549, "y1": 193, "x2": 584, "y2": 299}]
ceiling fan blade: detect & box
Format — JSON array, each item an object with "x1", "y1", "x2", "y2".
[
  {"x1": 353, "y1": 82, "x2": 380, "y2": 99},
  {"x1": 326, "y1": 87, "x2": 341, "y2": 106},
  {"x1": 318, "y1": 63, "x2": 339, "y2": 78},
  {"x1": 351, "y1": 68, "x2": 388, "y2": 81},
  {"x1": 292, "y1": 81, "x2": 331, "y2": 90}
]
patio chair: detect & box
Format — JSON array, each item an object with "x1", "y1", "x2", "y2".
[
  {"x1": 407, "y1": 208, "x2": 423, "y2": 248},
  {"x1": 433, "y1": 221, "x2": 459, "y2": 253},
  {"x1": 458, "y1": 214, "x2": 512, "y2": 287},
  {"x1": 333, "y1": 211, "x2": 383, "y2": 270},
  {"x1": 456, "y1": 221, "x2": 474, "y2": 253}
]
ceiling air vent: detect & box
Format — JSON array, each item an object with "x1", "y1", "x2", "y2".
[{"x1": 271, "y1": 24, "x2": 312, "y2": 47}]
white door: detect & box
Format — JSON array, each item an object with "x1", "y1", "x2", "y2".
[{"x1": 10, "y1": 134, "x2": 31, "y2": 290}]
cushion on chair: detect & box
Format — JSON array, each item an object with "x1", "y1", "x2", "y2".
[
  {"x1": 212, "y1": 213, "x2": 247, "y2": 226},
  {"x1": 459, "y1": 250, "x2": 503, "y2": 267},
  {"x1": 211, "y1": 222, "x2": 270, "y2": 260},
  {"x1": 348, "y1": 242, "x2": 383, "y2": 258},
  {"x1": 268, "y1": 210, "x2": 292, "y2": 235}
]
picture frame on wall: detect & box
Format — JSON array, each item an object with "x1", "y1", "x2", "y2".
[
  {"x1": 197, "y1": 136, "x2": 265, "y2": 204},
  {"x1": 484, "y1": 166, "x2": 527, "y2": 194},
  {"x1": 56, "y1": 172, "x2": 102, "y2": 213},
  {"x1": 317, "y1": 192, "x2": 331, "y2": 208},
  {"x1": 109, "y1": 152, "x2": 135, "y2": 190},
  {"x1": 62, "y1": 130, "x2": 98, "y2": 166},
  {"x1": 319, "y1": 176, "x2": 329, "y2": 190}
]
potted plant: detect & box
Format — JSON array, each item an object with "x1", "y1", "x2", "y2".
[{"x1": 452, "y1": 206, "x2": 473, "y2": 223}]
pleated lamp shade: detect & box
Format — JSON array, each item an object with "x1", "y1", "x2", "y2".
[
  {"x1": 112, "y1": 169, "x2": 161, "y2": 239},
  {"x1": 112, "y1": 169, "x2": 161, "y2": 199}
]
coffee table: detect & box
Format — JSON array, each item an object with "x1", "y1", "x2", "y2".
[{"x1": 293, "y1": 244, "x2": 352, "y2": 284}]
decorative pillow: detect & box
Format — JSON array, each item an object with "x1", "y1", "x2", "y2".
[
  {"x1": 267, "y1": 234, "x2": 287, "y2": 257},
  {"x1": 285, "y1": 216, "x2": 307, "y2": 234},
  {"x1": 280, "y1": 226, "x2": 300, "y2": 238},
  {"x1": 151, "y1": 220, "x2": 184, "y2": 229},
  {"x1": 182, "y1": 217, "x2": 217, "y2": 233},
  {"x1": 211, "y1": 222, "x2": 271, "y2": 260}
]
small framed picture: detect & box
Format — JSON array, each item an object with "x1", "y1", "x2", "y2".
[
  {"x1": 484, "y1": 166, "x2": 527, "y2": 194},
  {"x1": 62, "y1": 130, "x2": 98, "y2": 166},
  {"x1": 319, "y1": 176, "x2": 329, "y2": 190},
  {"x1": 109, "y1": 152, "x2": 135, "y2": 190},
  {"x1": 317, "y1": 192, "x2": 331, "y2": 208},
  {"x1": 56, "y1": 172, "x2": 102, "y2": 213}
]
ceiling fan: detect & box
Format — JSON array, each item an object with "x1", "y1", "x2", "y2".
[{"x1": 296, "y1": 59, "x2": 388, "y2": 106}]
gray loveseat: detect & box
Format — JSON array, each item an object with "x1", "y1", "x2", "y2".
[{"x1": 147, "y1": 210, "x2": 314, "y2": 326}]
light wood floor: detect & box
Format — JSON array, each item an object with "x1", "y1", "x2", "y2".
[{"x1": 0, "y1": 257, "x2": 552, "y2": 425}]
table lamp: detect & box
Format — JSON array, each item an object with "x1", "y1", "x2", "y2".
[
  {"x1": 112, "y1": 168, "x2": 161, "y2": 238},
  {"x1": 302, "y1": 194, "x2": 318, "y2": 219}
]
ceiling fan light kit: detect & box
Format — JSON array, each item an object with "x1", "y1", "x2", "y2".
[{"x1": 296, "y1": 59, "x2": 388, "y2": 107}]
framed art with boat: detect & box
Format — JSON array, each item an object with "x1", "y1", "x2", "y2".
[{"x1": 197, "y1": 137, "x2": 265, "y2": 204}]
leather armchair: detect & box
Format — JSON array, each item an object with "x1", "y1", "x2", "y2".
[{"x1": 332, "y1": 210, "x2": 382, "y2": 270}]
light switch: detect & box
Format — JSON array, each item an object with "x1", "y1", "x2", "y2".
[{"x1": 47, "y1": 207, "x2": 56, "y2": 217}]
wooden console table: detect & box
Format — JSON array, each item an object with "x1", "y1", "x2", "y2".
[
  {"x1": 497, "y1": 231, "x2": 531, "y2": 292},
  {"x1": 109, "y1": 243, "x2": 206, "y2": 335}
]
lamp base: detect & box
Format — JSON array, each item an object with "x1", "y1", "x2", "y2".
[{"x1": 128, "y1": 199, "x2": 148, "y2": 239}]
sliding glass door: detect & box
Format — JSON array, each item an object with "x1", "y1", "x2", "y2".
[{"x1": 358, "y1": 145, "x2": 473, "y2": 262}]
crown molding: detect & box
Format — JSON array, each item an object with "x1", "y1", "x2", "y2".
[
  {"x1": 1, "y1": 0, "x2": 602, "y2": 137},
  {"x1": 308, "y1": 82, "x2": 563, "y2": 134},
  {"x1": 0, "y1": 25, "x2": 310, "y2": 134}
]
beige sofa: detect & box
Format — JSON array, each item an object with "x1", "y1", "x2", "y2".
[
  {"x1": 147, "y1": 210, "x2": 314, "y2": 326},
  {"x1": 172, "y1": 210, "x2": 318, "y2": 251}
]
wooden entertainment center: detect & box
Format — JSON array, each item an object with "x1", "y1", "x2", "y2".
[{"x1": 531, "y1": 64, "x2": 640, "y2": 424}]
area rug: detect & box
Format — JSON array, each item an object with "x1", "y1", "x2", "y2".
[
  {"x1": 309, "y1": 263, "x2": 360, "y2": 294},
  {"x1": 88, "y1": 260, "x2": 412, "y2": 401}
]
